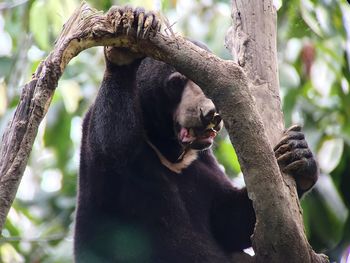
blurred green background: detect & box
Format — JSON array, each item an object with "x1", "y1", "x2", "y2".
[{"x1": 0, "y1": 0, "x2": 349, "y2": 262}]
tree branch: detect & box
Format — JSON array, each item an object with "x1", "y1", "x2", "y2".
[{"x1": 0, "y1": 3, "x2": 328, "y2": 262}]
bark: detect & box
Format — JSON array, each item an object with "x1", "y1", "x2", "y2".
[
  {"x1": 0, "y1": 2, "x2": 328, "y2": 263},
  {"x1": 225, "y1": 1, "x2": 328, "y2": 262}
]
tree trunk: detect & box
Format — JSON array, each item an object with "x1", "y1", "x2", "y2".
[
  {"x1": 225, "y1": 1, "x2": 328, "y2": 262},
  {"x1": 0, "y1": 3, "x2": 328, "y2": 262}
]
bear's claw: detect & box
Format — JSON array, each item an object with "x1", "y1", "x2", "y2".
[{"x1": 106, "y1": 5, "x2": 161, "y2": 39}]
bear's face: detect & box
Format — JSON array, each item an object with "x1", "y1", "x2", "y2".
[
  {"x1": 137, "y1": 59, "x2": 223, "y2": 152},
  {"x1": 174, "y1": 79, "x2": 223, "y2": 150}
]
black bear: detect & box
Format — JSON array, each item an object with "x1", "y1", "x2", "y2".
[{"x1": 75, "y1": 6, "x2": 318, "y2": 263}]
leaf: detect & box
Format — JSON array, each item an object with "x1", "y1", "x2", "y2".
[
  {"x1": 0, "y1": 27, "x2": 12, "y2": 56},
  {"x1": 44, "y1": 101, "x2": 73, "y2": 169},
  {"x1": 341, "y1": 2, "x2": 350, "y2": 71},
  {"x1": 0, "y1": 57, "x2": 13, "y2": 78},
  {"x1": 285, "y1": 38, "x2": 303, "y2": 63},
  {"x1": 311, "y1": 58, "x2": 336, "y2": 97},
  {"x1": 303, "y1": 173, "x2": 348, "y2": 250},
  {"x1": 300, "y1": 0, "x2": 323, "y2": 36},
  {"x1": 29, "y1": 0, "x2": 49, "y2": 50},
  {"x1": 0, "y1": 79, "x2": 7, "y2": 116},
  {"x1": 279, "y1": 63, "x2": 301, "y2": 88},
  {"x1": 315, "y1": 5, "x2": 332, "y2": 35},
  {"x1": 273, "y1": 0, "x2": 282, "y2": 10},
  {"x1": 59, "y1": 80, "x2": 82, "y2": 113},
  {"x1": 0, "y1": 244, "x2": 24, "y2": 263},
  {"x1": 318, "y1": 137, "x2": 344, "y2": 173},
  {"x1": 47, "y1": 0, "x2": 79, "y2": 36}
]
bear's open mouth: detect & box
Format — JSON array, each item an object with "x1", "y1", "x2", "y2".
[
  {"x1": 178, "y1": 113, "x2": 223, "y2": 150},
  {"x1": 179, "y1": 127, "x2": 218, "y2": 149}
]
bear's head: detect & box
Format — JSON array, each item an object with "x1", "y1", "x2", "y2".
[{"x1": 136, "y1": 46, "x2": 223, "y2": 163}]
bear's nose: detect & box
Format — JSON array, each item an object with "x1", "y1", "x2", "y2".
[{"x1": 200, "y1": 108, "x2": 221, "y2": 127}]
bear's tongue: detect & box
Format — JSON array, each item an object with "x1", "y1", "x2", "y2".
[
  {"x1": 179, "y1": 127, "x2": 193, "y2": 143},
  {"x1": 179, "y1": 127, "x2": 217, "y2": 143}
]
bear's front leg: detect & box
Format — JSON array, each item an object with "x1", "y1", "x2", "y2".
[
  {"x1": 82, "y1": 5, "x2": 161, "y2": 161},
  {"x1": 274, "y1": 125, "x2": 318, "y2": 196}
]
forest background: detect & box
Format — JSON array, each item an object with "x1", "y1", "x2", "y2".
[{"x1": 0, "y1": 0, "x2": 349, "y2": 262}]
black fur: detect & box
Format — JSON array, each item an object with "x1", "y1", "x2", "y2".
[{"x1": 75, "y1": 47, "x2": 318, "y2": 262}]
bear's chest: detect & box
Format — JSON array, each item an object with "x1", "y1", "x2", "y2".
[
  {"x1": 113, "y1": 159, "x2": 232, "y2": 263},
  {"x1": 118, "y1": 159, "x2": 217, "y2": 226}
]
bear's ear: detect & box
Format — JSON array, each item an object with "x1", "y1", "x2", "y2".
[
  {"x1": 165, "y1": 72, "x2": 188, "y2": 93},
  {"x1": 166, "y1": 72, "x2": 188, "y2": 87},
  {"x1": 164, "y1": 72, "x2": 188, "y2": 100}
]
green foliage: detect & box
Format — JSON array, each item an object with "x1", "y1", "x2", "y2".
[
  {"x1": 0, "y1": 0, "x2": 349, "y2": 262},
  {"x1": 278, "y1": 1, "x2": 350, "y2": 261},
  {"x1": 214, "y1": 135, "x2": 241, "y2": 176}
]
